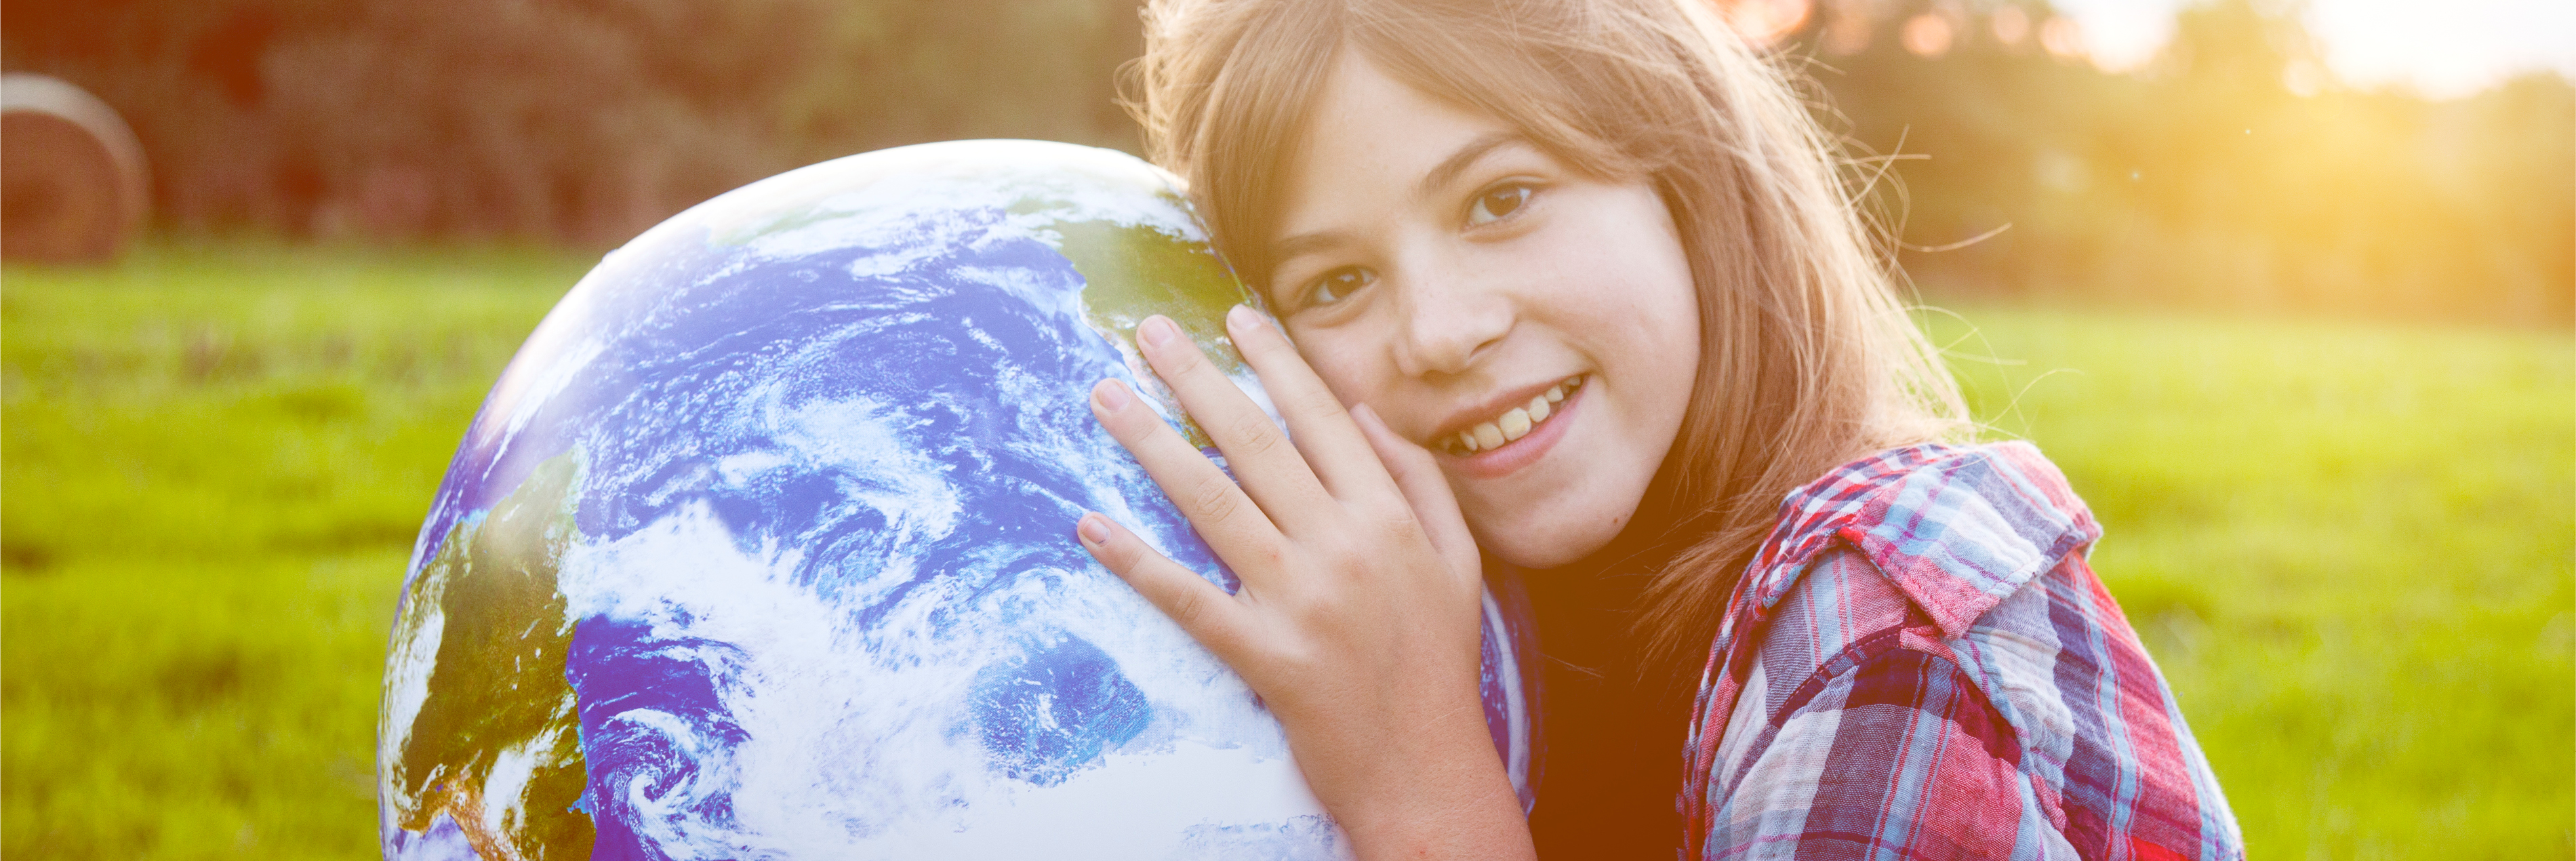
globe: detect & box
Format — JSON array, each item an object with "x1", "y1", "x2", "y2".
[{"x1": 380, "y1": 140, "x2": 1538, "y2": 860}]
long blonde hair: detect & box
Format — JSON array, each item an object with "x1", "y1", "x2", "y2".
[{"x1": 1125, "y1": 0, "x2": 1971, "y2": 673}]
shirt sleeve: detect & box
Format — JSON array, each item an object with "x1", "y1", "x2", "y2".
[{"x1": 1704, "y1": 548, "x2": 2075, "y2": 860}]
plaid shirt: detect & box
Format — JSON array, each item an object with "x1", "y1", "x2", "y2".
[{"x1": 1679, "y1": 442, "x2": 2242, "y2": 860}]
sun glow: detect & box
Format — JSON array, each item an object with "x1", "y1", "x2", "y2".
[{"x1": 2051, "y1": 0, "x2": 2575, "y2": 94}]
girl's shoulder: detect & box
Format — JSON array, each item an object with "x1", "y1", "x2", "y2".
[
  {"x1": 1683, "y1": 443, "x2": 2245, "y2": 860},
  {"x1": 1732, "y1": 440, "x2": 2100, "y2": 642}
]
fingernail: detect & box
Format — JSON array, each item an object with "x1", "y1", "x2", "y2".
[
  {"x1": 1139, "y1": 316, "x2": 1180, "y2": 348},
  {"x1": 1226, "y1": 304, "x2": 1262, "y2": 332},
  {"x1": 1077, "y1": 513, "x2": 1112, "y2": 545},
  {"x1": 1092, "y1": 378, "x2": 1131, "y2": 412}
]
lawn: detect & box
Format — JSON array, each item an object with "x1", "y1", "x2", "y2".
[{"x1": 4, "y1": 245, "x2": 2569, "y2": 858}]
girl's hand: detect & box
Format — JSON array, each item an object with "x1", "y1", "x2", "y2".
[{"x1": 1074, "y1": 306, "x2": 1534, "y2": 860}]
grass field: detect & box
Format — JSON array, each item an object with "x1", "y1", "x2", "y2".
[{"x1": 4, "y1": 244, "x2": 2570, "y2": 858}]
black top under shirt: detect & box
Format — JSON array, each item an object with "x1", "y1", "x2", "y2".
[{"x1": 1519, "y1": 559, "x2": 1696, "y2": 860}]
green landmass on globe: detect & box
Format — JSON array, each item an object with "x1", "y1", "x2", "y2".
[
  {"x1": 1051, "y1": 214, "x2": 1261, "y2": 450},
  {"x1": 387, "y1": 454, "x2": 593, "y2": 858}
]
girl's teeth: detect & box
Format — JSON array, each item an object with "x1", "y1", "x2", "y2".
[{"x1": 1448, "y1": 375, "x2": 1584, "y2": 457}]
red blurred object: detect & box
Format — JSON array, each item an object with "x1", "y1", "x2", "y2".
[{"x1": 2, "y1": 74, "x2": 151, "y2": 264}]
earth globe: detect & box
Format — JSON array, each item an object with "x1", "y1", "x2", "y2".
[{"x1": 380, "y1": 140, "x2": 1539, "y2": 860}]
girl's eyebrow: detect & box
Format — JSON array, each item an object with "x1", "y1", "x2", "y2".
[
  {"x1": 1269, "y1": 229, "x2": 1348, "y2": 272},
  {"x1": 1415, "y1": 132, "x2": 1523, "y2": 200},
  {"x1": 1270, "y1": 132, "x2": 1527, "y2": 268}
]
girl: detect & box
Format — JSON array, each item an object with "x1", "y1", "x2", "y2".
[{"x1": 1071, "y1": 0, "x2": 2242, "y2": 857}]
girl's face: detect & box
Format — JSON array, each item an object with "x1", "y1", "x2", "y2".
[{"x1": 1263, "y1": 55, "x2": 1702, "y2": 569}]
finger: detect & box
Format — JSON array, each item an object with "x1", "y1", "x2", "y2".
[
  {"x1": 1350, "y1": 403, "x2": 1481, "y2": 580},
  {"x1": 1134, "y1": 315, "x2": 1329, "y2": 519},
  {"x1": 1222, "y1": 304, "x2": 1389, "y2": 499},
  {"x1": 1091, "y1": 377, "x2": 1283, "y2": 560},
  {"x1": 1076, "y1": 512, "x2": 1254, "y2": 658}
]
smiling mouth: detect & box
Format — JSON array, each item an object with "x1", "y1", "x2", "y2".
[{"x1": 1437, "y1": 375, "x2": 1586, "y2": 458}]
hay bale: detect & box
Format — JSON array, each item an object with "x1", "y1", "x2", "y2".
[{"x1": 3, "y1": 74, "x2": 150, "y2": 264}]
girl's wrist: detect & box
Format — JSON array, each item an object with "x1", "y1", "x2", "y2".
[{"x1": 1310, "y1": 700, "x2": 1534, "y2": 860}]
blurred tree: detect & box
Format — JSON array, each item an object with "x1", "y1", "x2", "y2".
[
  {"x1": 3, "y1": 0, "x2": 1144, "y2": 245},
  {"x1": 1789, "y1": 0, "x2": 2572, "y2": 325}
]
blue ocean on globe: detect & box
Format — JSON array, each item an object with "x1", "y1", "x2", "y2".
[{"x1": 379, "y1": 140, "x2": 1537, "y2": 860}]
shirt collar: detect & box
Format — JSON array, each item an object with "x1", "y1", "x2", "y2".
[{"x1": 1729, "y1": 441, "x2": 2101, "y2": 643}]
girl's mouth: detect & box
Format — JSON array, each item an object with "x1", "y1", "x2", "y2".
[
  {"x1": 1438, "y1": 374, "x2": 1584, "y2": 457},
  {"x1": 1436, "y1": 375, "x2": 1586, "y2": 477}
]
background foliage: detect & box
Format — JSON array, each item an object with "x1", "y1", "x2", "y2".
[
  {"x1": 1810, "y1": 1, "x2": 2573, "y2": 326},
  {"x1": 4, "y1": 0, "x2": 2569, "y2": 322},
  {"x1": 3, "y1": 0, "x2": 1143, "y2": 245}
]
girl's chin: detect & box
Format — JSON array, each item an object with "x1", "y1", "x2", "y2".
[{"x1": 1468, "y1": 508, "x2": 1628, "y2": 572}]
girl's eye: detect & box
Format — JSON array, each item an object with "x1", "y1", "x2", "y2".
[
  {"x1": 1467, "y1": 184, "x2": 1533, "y2": 226},
  {"x1": 1306, "y1": 267, "x2": 1374, "y2": 306}
]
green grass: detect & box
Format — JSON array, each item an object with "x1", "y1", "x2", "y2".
[
  {"x1": 4, "y1": 245, "x2": 2569, "y2": 858},
  {"x1": 3, "y1": 243, "x2": 588, "y2": 858},
  {"x1": 1927, "y1": 307, "x2": 2575, "y2": 856}
]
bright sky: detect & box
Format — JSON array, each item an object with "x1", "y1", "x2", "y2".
[{"x1": 2048, "y1": 0, "x2": 2576, "y2": 97}]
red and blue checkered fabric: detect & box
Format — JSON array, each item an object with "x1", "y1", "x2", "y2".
[{"x1": 1680, "y1": 442, "x2": 2242, "y2": 860}]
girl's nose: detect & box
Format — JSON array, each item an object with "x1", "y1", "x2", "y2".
[{"x1": 1390, "y1": 264, "x2": 1514, "y2": 378}]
